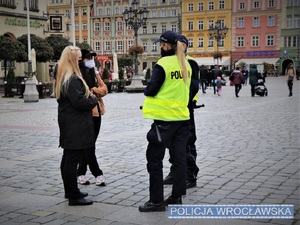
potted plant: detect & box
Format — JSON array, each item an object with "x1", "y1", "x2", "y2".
[{"x1": 117, "y1": 67, "x2": 125, "y2": 92}]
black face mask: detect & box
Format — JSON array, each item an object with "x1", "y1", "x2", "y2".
[{"x1": 160, "y1": 47, "x2": 175, "y2": 57}]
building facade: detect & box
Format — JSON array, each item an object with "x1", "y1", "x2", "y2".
[
  {"x1": 0, "y1": 0, "x2": 48, "y2": 82},
  {"x1": 232, "y1": 0, "x2": 282, "y2": 73},
  {"x1": 181, "y1": 0, "x2": 232, "y2": 69},
  {"x1": 279, "y1": 0, "x2": 300, "y2": 75}
]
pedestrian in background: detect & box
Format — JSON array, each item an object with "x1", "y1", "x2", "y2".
[
  {"x1": 199, "y1": 65, "x2": 208, "y2": 93},
  {"x1": 242, "y1": 67, "x2": 249, "y2": 85},
  {"x1": 140, "y1": 30, "x2": 191, "y2": 212},
  {"x1": 249, "y1": 64, "x2": 259, "y2": 97},
  {"x1": 77, "y1": 49, "x2": 107, "y2": 186},
  {"x1": 215, "y1": 76, "x2": 222, "y2": 96},
  {"x1": 163, "y1": 34, "x2": 200, "y2": 190},
  {"x1": 285, "y1": 63, "x2": 296, "y2": 97},
  {"x1": 55, "y1": 46, "x2": 97, "y2": 206},
  {"x1": 230, "y1": 66, "x2": 244, "y2": 97},
  {"x1": 211, "y1": 65, "x2": 223, "y2": 94}
]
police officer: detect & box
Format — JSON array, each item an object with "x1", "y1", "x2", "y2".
[
  {"x1": 163, "y1": 35, "x2": 200, "y2": 189},
  {"x1": 139, "y1": 31, "x2": 192, "y2": 212}
]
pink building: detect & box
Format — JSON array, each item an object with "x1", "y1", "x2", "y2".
[{"x1": 231, "y1": 0, "x2": 282, "y2": 72}]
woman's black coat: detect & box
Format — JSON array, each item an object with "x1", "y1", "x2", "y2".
[{"x1": 57, "y1": 75, "x2": 97, "y2": 150}]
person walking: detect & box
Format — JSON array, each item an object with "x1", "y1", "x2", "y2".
[
  {"x1": 211, "y1": 65, "x2": 222, "y2": 94},
  {"x1": 163, "y1": 34, "x2": 200, "y2": 189},
  {"x1": 230, "y1": 66, "x2": 244, "y2": 97},
  {"x1": 242, "y1": 67, "x2": 249, "y2": 85},
  {"x1": 285, "y1": 63, "x2": 296, "y2": 97},
  {"x1": 249, "y1": 64, "x2": 259, "y2": 97},
  {"x1": 55, "y1": 46, "x2": 97, "y2": 206},
  {"x1": 139, "y1": 31, "x2": 191, "y2": 212},
  {"x1": 199, "y1": 65, "x2": 208, "y2": 93},
  {"x1": 77, "y1": 49, "x2": 108, "y2": 186}
]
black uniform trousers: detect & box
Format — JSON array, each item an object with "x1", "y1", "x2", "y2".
[
  {"x1": 146, "y1": 120, "x2": 190, "y2": 203},
  {"x1": 168, "y1": 107, "x2": 199, "y2": 182}
]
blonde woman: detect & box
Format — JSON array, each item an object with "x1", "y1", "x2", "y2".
[
  {"x1": 55, "y1": 46, "x2": 97, "y2": 206},
  {"x1": 285, "y1": 63, "x2": 296, "y2": 97},
  {"x1": 140, "y1": 31, "x2": 192, "y2": 212}
]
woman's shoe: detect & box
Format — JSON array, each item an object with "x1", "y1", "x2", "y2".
[{"x1": 69, "y1": 198, "x2": 93, "y2": 206}]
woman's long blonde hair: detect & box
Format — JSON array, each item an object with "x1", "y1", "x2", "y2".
[
  {"x1": 55, "y1": 46, "x2": 89, "y2": 99},
  {"x1": 173, "y1": 41, "x2": 189, "y2": 84}
]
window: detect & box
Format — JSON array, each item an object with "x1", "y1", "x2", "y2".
[
  {"x1": 237, "y1": 36, "x2": 244, "y2": 47},
  {"x1": 83, "y1": 37, "x2": 87, "y2": 43},
  {"x1": 188, "y1": 38, "x2": 193, "y2": 47},
  {"x1": 152, "y1": 11, "x2": 157, "y2": 17},
  {"x1": 188, "y1": 3, "x2": 194, "y2": 11},
  {"x1": 151, "y1": 0, "x2": 157, "y2": 3},
  {"x1": 198, "y1": 38, "x2": 203, "y2": 47},
  {"x1": 98, "y1": 9, "x2": 102, "y2": 16},
  {"x1": 266, "y1": 35, "x2": 274, "y2": 46},
  {"x1": 143, "y1": 27, "x2": 147, "y2": 34},
  {"x1": 105, "y1": 42, "x2": 111, "y2": 51},
  {"x1": 286, "y1": 15, "x2": 293, "y2": 28},
  {"x1": 252, "y1": 36, "x2": 259, "y2": 47},
  {"x1": 219, "y1": 0, "x2": 225, "y2": 9},
  {"x1": 143, "y1": 0, "x2": 148, "y2": 4},
  {"x1": 1, "y1": 60, "x2": 14, "y2": 68},
  {"x1": 208, "y1": 37, "x2": 214, "y2": 47},
  {"x1": 170, "y1": 9, "x2": 177, "y2": 16},
  {"x1": 75, "y1": 38, "x2": 79, "y2": 44},
  {"x1": 83, "y1": 8, "x2": 87, "y2": 16},
  {"x1": 104, "y1": 22, "x2": 110, "y2": 31},
  {"x1": 253, "y1": 17, "x2": 260, "y2": 27},
  {"x1": 218, "y1": 37, "x2": 224, "y2": 46},
  {"x1": 82, "y1": 22, "x2": 87, "y2": 30},
  {"x1": 295, "y1": 15, "x2": 300, "y2": 28},
  {"x1": 198, "y1": 2, "x2": 203, "y2": 11},
  {"x1": 208, "y1": 2, "x2": 214, "y2": 10},
  {"x1": 268, "y1": 0, "x2": 274, "y2": 7},
  {"x1": 117, "y1": 21, "x2": 123, "y2": 30},
  {"x1": 128, "y1": 40, "x2": 133, "y2": 48},
  {"x1": 24, "y1": 0, "x2": 39, "y2": 11},
  {"x1": 198, "y1": 21, "x2": 204, "y2": 30},
  {"x1": 106, "y1": 8, "x2": 111, "y2": 15},
  {"x1": 1, "y1": 0, "x2": 16, "y2": 8},
  {"x1": 238, "y1": 18, "x2": 244, "y2": 27},
  {"x1": 284, "y1": 37, "x2": 292, "y2": 47},
  {"x1": 161, "y1": 10, "x2": 166, "y2": 17},
  {"x1": 75, "y1": 22, "x2": 79, "y2": 30},
  {"x1": 219, "y1": 19, "x2": 225, "y2": 28},
  {"x1": 152, "y1": 25, "x2": 157, "y2": 33},
  {"x1": 65, "y1": 10, "x2": 70, "y2": 17},
  {"x1": 117, "y1": 41, "x2": 123, "y2": 51},
  {"x1": 74, "y1": 9, "x2": 78, "y2": 16},
  {"x1": 268, "y1": 16, "x2": 275, "y2": 26},
  {"x1": 162, "y1": 25, "x2": 167, "y2": 32},
  {"x1": 239, "y1": 2, "x2": 245, "y2": 10},
  {"x1": 171, "y1": 24, "x2": 177, "y2": 32},
  {"x1": 254, "y1": 1, "x2": 260, "y2": 8},
  {"x1": 95, "y1": 41, "x2": 100, "y2": 51},
  {"x1": 94, "y1": 22, "x2": 99, "y2": 31},
  {"x1": 115, "y1": 7, "x2": 120, "y2": 15},
  {"x1": 152, "y1": 43, "x2": 157, "y2": 52},
  {"x1": 208, "y1": 20, "x2": 214, "y2": 28},
  {"x1": 188, "y1": 21, "x2": 194, "y2": 30},
  {"x1": 143, "y1": 42, "x2": 147, "y2": 51}
]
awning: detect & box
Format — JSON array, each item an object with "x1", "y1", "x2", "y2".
[
  {"x1": 194, "y1": 57, "x2": 230, "y2": 66},
  {"x1": 236, "y1": 58, "x2": 279, "y2": 65}
]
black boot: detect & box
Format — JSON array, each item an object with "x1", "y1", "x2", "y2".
[{"x1": 139, "y1": 201, "x2": 166, "y2": 212}]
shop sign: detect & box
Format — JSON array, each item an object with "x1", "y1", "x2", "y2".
[
  {"x1": 246, "y1": 51, "x2": 275, "y2": 57},
  {"x1": 5, "y1": 18, "x2": 42, "y2": 29}
]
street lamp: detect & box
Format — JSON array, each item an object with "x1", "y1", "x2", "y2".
[
  {"x1": 123, "y1": 0, "x2": 149, "y2": 75},
  {"x1": 208, "y1": 20, "x2": 228, "y2": 67}
]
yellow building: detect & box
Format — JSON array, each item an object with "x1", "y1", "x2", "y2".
[{"x1": 181, "y1": 0, "x2": 232, "y2": 68}]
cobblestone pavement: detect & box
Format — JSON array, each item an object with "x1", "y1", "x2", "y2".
[{"x1": 0, "y1": 77, "x2": 299, "y2": 225}]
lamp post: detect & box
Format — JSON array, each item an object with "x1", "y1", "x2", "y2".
[
  {"x1": 123, "y1": 0, "x2": 149, "y2": 75},
  {"x1": 208, "y1": 20, "x2": 228, "y2": 67}
]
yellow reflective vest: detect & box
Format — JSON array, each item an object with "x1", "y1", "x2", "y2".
[{"x1": 142, "y1": 55, "x2": 192, "y2": 121}]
